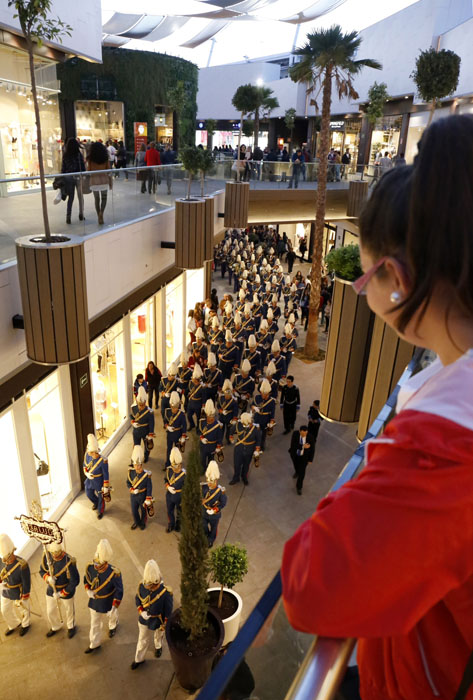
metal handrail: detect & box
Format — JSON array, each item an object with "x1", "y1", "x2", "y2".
[
  {"x1": 0, "y1": 162, "x2": 183, "y2": 185},
  {"x1": 197, "y1": 350, "x2": 427, "y2": 700}
]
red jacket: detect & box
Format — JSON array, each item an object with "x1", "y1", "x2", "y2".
[
  {"x1": 144, "y1": 148, "x2": 161, "y2": 166},
  {"x1": 282, "y1": 351, "x2": 473, "y2": 700}
]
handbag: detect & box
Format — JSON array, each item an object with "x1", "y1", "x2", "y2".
[{"x1": 80, "y1": 174, "x2": 91, "y2": 195}]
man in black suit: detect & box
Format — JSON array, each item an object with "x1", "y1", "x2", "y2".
[{"x1": 288, "y1": 425, "x2": 315, "y2": 495}]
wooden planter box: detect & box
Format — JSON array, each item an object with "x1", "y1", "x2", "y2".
[
  {"x1": 175, "y1": 197, "x2": 213, "y2": 269},
  {"x1": 357, "y1": 316, "x2": 415, "y2": 441},
  {"x1": 346, "y1": 180, "x2": 369, "y2": 218},
  {"x1": 224, "y1": 182, "x2": 249, "y2": 229},
  {"x1": 320, "y1": 277, "x2": 374, "y2": 423}
]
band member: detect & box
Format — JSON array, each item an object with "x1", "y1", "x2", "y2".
[
  {"x1": 229, "y1": 412, "x2": 261, "y2": 486},
  {"x1": 252, "y1": 378, "x2": 276, "y2": 452},
  {"x1": 204, "y1": 352, "x2": 223, "y2": 402},
  {"x1": 40, "y1": 541, "x2": 79, "y2": 638},
  {"x1": 218, "y1": 379, "x2": 239, "y2": 444},
  {"x1": 234, "y1": 358, "x2": 256, "y2": 412},
  {"x1": 202, "y1": 462, "x2": 227, "y2": 548},
  {"x1": 241, "y1": 303, "x2": 255, "y2": 341},
  {"x1": 199, "y1": 399, "x2": 224, "y2": 470},
  {"x1": 163, "y1": 391, "x2": 187, "y2": 468},
  {"x1": 165, "y1": 446, "x2": 186, "y2": 533},
  {"x1": 192, "y1": 327, "x2": 208, "y2": 363},
  {"x1": 218, "y1": 330, "x2": 239, "y2": 380},
  {"x1": 159, "y1": 363, "x2": 179, "y2": 423},
  {"x1": 261, "y1": 361, "x2": 279, "y2": 399},
  {"x1": 187, "y1": 363, "x2": 204, "y2": 430},
  {"x1": 269, "y1": 339, "x2": 287, "y2": 382},
  {"x1": 280, "y1": 323, "x2": 297, "y2": 371},
  {"x1": 209, "y1": 317, "x2": 224, "y2": 355},
  {"x1": 242, "y1": 334, "x2": 261, "y2": 378},
  {"x1": 0, "y1": 534, "x2": 31, "y2": 636},
  {"x1": 177, "y1": 352, "x2": 193, "y2": 409},
  {"x1": 84, "y1": 539, "x2": 123, "y2": 653},
  {"x1": 83, "y1": 433, "x2": 110, "y2": 520},
  {"x1": 131, "y1": 386, "x2": 156, "y2": 463},
  {"x1": 127, "y1": 445, "x2": 153, "y2": 530},
  {"x1": 131, "y1": 559, "x2": 173, "y2": 669}
]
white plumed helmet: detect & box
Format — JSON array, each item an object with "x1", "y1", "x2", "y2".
[
  {"x1": 239, "y1": 289, "x2": 245, "y2": 300},
  {"x1": 267, "y1": 308, "x2": 274, "y2": 321},
  {"x1": 272, "y1": 293, "x2": 278, "y2": 303},
  {"x1": 234, "y1": 311, "x2": 242, "y2": 325},
  {"x1": 212, "y1": 317, "x2": 219, "y2": 329},
  {"x1": 170, "y1": 391, "x2": 180, "y2": 407},
  {"x1": 207, "y1": 352, "x2": 217, "y2": 367},
  {"x1": 266, "y1": 361, "x2": 276, "y2": 376},
  {"x1": 205, "y1": 399, "x2": 216, "y2": 416},
  {"x1": 47, "y1": 541, "x2": 64, "y2": 554},
  {"x1": 192, "y1": 364, "x2": 203, "y2": 379},
  {"x1": 225, "y1": 330, "x2": 233, "y2": 342},
  {"x1": 260, "y1": 319, "x2": 268, "y2": 331},
  {"x1": 265, "y1": 282, "x2": 271, "y2": 292},
  {"x1": 170, "y1": 446, "x2": 183, "y2": 466},
  {"x1": 143, "y1": 559, "x2": 161, "y2": 585},
  {"x1": 271, "y1": 339, "x2": 280, "y2": 353},
  {"x1": 285, "y1": 323, "x2": 292, "y2": 334},
  {"x1": 289, "y1": 313, "x2": 296, "y2": 324},
  {"x1": 225, "y1": 301, "x2": 232, "y2": 314},
  {"x1": 241, "y1": 359, "x2": 252, "y2": 373},
  {"x1": 132, "y1": 445, "x2": 144, "y2": 464},
  {"x1": 248, "y1": 334, "x2": 256, "y2": 348},
  {"x1": 168, "y1": 363, "x2": 178, "y2": 376},
  {"x1": 87, "y1": 433, "x2": 99, "y2": 453},
  {"x1": 241, "y1": 412, "x2": 252, "y2": 426},
  {"x1": 180, "y1": 351, "x2": 189, "y2": 364},
  {"x1": 223, "y1": 379, "x2": 233, "y2": 393},
  {"x1": 137, "y1": 386, "x2": 148, "y2": 404},
  {"x1": 260, "y1": 378, "x2": 271, "y2": 394},
  {"x1": 0, "y1": 534, "x2": 15, "y2": 559},
  {"x1": 95, "y1": 539, "x2": 113, "y2": 564},
  {"x1": 206, "y1": 461, "x2": 220, "y2": 482},
  {"x1": 244, "y1": 303, "x2": 252, "y2": 315}
]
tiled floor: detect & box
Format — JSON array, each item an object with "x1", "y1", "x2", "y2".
[{"x1": 0, "y1": 258, "x2": 358, "y2": 699}]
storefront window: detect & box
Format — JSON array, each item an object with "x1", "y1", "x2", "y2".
[
  {"x1": 323, "y1": 224, "x2": 337, "y2": 256},
  {"x1": 186, "y1": 269, "x2": 204, "y2": 317},
  {"x1": 131, "y1": 300, "x2": 155, "y2": 381},
  {"x1": 27, "y1": 372, "x2": 70, "y2": 516},
  {"x1": 343, "y1": 228, "x2": 359, "y2": 247},
  {"x1": 0, "y1": 45, "x2": 62, "y2": 193},
  {"x1": 155, "y1": 106, "x2": 173, "y2": 146},
  {"x1": 166, "y1": 274, "x2": 184, "y2": 368},
  {"x1": 0, "y1": 409, "x2": 28, "y2": 549},
  {"x1": 90, "y1": 320, "x2": 128, "y2": 449},
  {"x1": 75, "y1": 100, "x2": 124, "y2": 145},
  {"x1": 370, "y1": 116, "x2": 402, "y2": 162}
]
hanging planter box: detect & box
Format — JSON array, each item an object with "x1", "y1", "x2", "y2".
[
  {"x1": 357, "y1": 315, "x2": 415, "y2": 441},
  {"x1": 224, "y1": 182, "x2": 249, "y2": 229},
  {"x1": 346, "y1": 180, "x2": 369, "y2": 218},
  {"x1": 320, "y1": 276, "x2": 374, "y2": 423},
  {"x1": 175, "y1": 197, "x2": 213, "y2": 269},
  {"x1": 16, "y1": 234, "x2": 89, "y2": 365}
]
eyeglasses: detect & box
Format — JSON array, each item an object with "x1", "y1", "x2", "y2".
[{"x1": 353, "y1": 256, "x2": 387, "y2": 295}]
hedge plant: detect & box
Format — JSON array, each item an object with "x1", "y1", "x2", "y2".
[
  {"x1": 325, "y1": 244, "x2": 362, "y2": 282},
  {"x1": 209, "y1": 543, "x2": 248, "y2": 608}
]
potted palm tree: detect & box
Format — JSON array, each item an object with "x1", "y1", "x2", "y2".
[
  {"x1": 208, "y1": 543, "x2": 248, "y2": 646},
  {"x1": 320, "y1": 244, "x2": 374, "y2": 423},
  {"x1": 166, "y1": 440, "x2": 224, "y2": 692},
  {"x1": 289, "y1": 26, "x2": 381, "y2": 361}
]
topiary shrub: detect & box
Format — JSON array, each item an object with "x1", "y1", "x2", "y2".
[
  {"x1": 325, "y1": 244, "x2": 362, "y2": 282},
  {"x1": 411, "y1": 48, "x2": 461, "y2": 124},
  {"x1": 209, "y1": 543, "x2": 248, "y2": 608},
  {"x1": 181, "y1": 146, "x2": 203, "y2": 199}
]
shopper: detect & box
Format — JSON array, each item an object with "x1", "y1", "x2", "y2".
[
  {"x1": 116, "y1": 140, "x2": 127, "y2": 178},
  {"x1": 133, "y1": 373, "x2": 148, "y2": 397},
  {"x1": 288, "y1": 149, "x2": 303, "y2": 189},
  {"x1": 145, "y1": 361, "x2": 162, "y2": 409},
  {"x1": 61, "y1": 137, "x2": 85, "y2": 224},
  {"x1": 135, "y1": 143, "x2": 147, "y2": 194},
  {"x1": 288, "y1": 424, "x2": 315, "y2": 495},
  {"x1": 282, "y1": 115, "x2": 473, "y2": 700},
  {"x1": 286, "y1": 245, "x2": 296, "y2": 274},
  {"x1": 299, "y1": 236, "x2": 307, "y2": 261},
  {"x1": 323, "y1": 299, "x2": 331, "y2": 333},
  {"x1": 160, "y1": 144, "x2": 176, "y2": 195},
  {"x1": 144, "y1": 142, "x2": 161, "y2": 194},
  {"x1": 341, "y1": 148, "x2": 351, "y2": 179},
  {"x1": 87, "y1": 141, "x2": 110, "y2": 225}
]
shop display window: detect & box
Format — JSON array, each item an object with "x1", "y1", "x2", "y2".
[
  {"x1": 131, "y1": 299, "x2": 155, "y2": 380},
  {"x1": 370, "y1": 116, "x2": 402, "y2": 162},
  {"x1": 186, "y1": 269, "x2": 205, "y2": 344},
  {"x1": 166, "y1": 274, "x2": 184, "y2": 368},
  {"x1": 75, "y1": 100, "x2": 124, "y2": 145},
  {"x1": 0, "y1": 409, "x2": 28, "y2": 549},
  {"x1": 343, "y1": 229, "x2": 359, "y2": 247},
  {"x1": 27, "y1": 372, "x2": 70, "y2": 516},
  {"x1": 90, "y1": 320, "x2": 128, "y2": 448}
]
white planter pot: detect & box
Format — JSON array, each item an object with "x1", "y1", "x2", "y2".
[{"x1": 208, "y1": 587, "x2": 243, "y2": 646}]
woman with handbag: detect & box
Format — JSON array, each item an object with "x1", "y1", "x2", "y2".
[
  {"x1": 61, "y1": 137, "x2": 85, "y2": 224},
  {"x1": 87, "y1": 142, "x2": 111, "y2": 226}
]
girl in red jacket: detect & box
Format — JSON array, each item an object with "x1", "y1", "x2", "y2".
[{"x1": 282, "y1": 115, "x2": 473, "y2": 700}]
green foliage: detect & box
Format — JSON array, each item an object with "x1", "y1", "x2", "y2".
[
  {"x1": 210, "y1": 544, "x2": 248, "y2": 591},
  {"x1": 290, "y1": 25, "x2": 382, "y2": 109},
  {"x1": 411, "y1": 48, "x2": 461, "y2": 103},
  {"x1": 242, "y1": 119, "x2": 255, "y2": 139},
  {"x1": 8, "y1": 0, "x2": 72, "y2": 46},
  {"x1": 254, "y1": 86, "x2": 279, "y2": 118},
  {"x1": 179, "y1": 439, "x2": 209, "y2": 640},
  {"x1": 199, "y1": 148, "x2": 215, "y2": 175},
  {"x1": 365, "y1": 82, "x2": 389, "y2": 125},
  {"x1": 232, "y1": 84, "x2": 258, "y2": 116},
  {"x1": 284, "y1": 108, "x2": 296, "y2": 131},
  {"x1": 181, "y1": 146, "x2": 203, "y2": 175},
  {"x1": 57, "y1": 48, "x2": 198, "y2": 152},
  {"x1": 206, "y1": 119, "x2": 217, "y2": 136},
  {"x1": 325, "y1": 244, "x2": 362, "y2": 282}
]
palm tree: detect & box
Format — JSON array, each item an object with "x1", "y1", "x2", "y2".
[
  {"x1": 252, "y1": 86, "x2": 279, "y2": 148},
  {"x1": 290, "y1": 26, "x2": 381, "y2": 359}
]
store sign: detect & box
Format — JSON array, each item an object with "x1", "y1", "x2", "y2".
[
  {"x1": 134, "y1": 122, "x2": 147, "y2": 154},
  {"x1": 16, "y1": 513, "x2": 63, "y2": 545},
  {"x1": 330, "y1": 120, "x2": 345, "y2": 130}
]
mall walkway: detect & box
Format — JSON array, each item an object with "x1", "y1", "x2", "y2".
[{"x1": 0, "y1": 259, "x2": 358, "y2": 700}]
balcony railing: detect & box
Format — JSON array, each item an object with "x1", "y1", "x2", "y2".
[{"x1": 197, "y1": 348, "x2": 430, "y2": 700}]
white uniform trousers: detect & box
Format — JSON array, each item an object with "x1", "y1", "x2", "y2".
[
  {"x1": 46, "y1": 594, "x2": 75, "y2": 631},
  {"x1": 134, "y1": 621, "x2": 165, "y2": 663},
  {"x1": 1, "y1": 596, "x2": 30, "y2": 629},
  {"x1": 89, "y1": 606, "x2": 119, "y2": 649}
]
